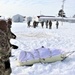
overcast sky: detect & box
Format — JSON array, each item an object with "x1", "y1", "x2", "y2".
[{"x1": 0, "y1": 0, "x2": 75, "y2": 17}]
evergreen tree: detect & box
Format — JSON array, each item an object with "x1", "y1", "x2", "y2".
[{"x1": 58, "y1": 9, "x2": 66, "y2": 17}]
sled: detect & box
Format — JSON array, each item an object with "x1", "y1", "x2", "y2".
[{"x1": 16, "y1": 46, "x2": 75, "y2": 66}]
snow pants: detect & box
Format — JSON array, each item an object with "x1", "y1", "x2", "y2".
[{"x1": 0, "y1": 59, "x2": 11, "y2": 75}]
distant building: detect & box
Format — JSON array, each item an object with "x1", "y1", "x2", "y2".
[
  {"x1": 37, "y1": 15, "x2": 55, "y2": 22},
  {"x1": 12, "y1": 14, "x2": 25, "y2": 22}
]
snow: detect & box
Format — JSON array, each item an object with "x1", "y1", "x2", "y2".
[{"x1": 10, "y1": 21, "x2": 75, "y2": 75}]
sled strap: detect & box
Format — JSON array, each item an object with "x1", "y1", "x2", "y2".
[
  {"x1": 36, "y1": 49, "x2": 42, "y2": 63},
  {"x1": 48, "y1": 48, "x2": 52, "y2": 57},
  {"x1": 28, "y1": 52, "x2": 34, "y2": 59},
  {"x1": 16, "y1": 39, "x2": 26, "y2": 46}
]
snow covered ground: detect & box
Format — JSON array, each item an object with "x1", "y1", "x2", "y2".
[{"x1": 10, "y1": 21, "x2": 75, "y2": 75}]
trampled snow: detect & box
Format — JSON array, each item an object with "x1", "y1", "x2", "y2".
[{"x1": 10, "y1": 21, "x2": 75, "y2": 75}]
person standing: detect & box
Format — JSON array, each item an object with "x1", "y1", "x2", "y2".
[
  {"x1": 33, "y1": 21, "x2": 37, "y2": 28},
  {"x1": 27, "y1": 21, "x2": 31, "y2": 27},
  {"x1": 46, "y1": 20, "x2": 48, "y2": 28},
  {"x1": 41, "y1": 21, "x2": 44, "y2": 28},
  {"x1": 49, "y1": 20, "x2": 52, "y2": 29},
  {"x1": 56, "y1": 21, "x2": 59, "y2": 29}
]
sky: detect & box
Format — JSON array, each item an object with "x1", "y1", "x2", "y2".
[{"x1": 0, "y1": 0, "x2": 75, "y2": 17}]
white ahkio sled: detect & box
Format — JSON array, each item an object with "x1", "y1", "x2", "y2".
[{"x1": 16, "y1": 46, "x2": 75, "y2": 66}]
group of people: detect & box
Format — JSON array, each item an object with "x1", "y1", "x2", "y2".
[
  {"x1": 41, "y1": 20, "x2": 52, "y2": 29},
  {"x1": 0, "y1": 18, "x2": 18, "y2": 75},
  {"x1": 27, "y1": 20, "x2": 39, "y2": 28},
  {"x1": 27, "y1": 20, "x2": 59, "y2": 29},
  {"x1": 41, "y1": 20, "x2": 59, "y2": 29}
]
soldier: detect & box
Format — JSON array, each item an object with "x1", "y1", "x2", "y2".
[
  {"x1": 56, "y1": 21, "x2": 59, "y2": 29},
  {"x1": 49, "y1": 20, "x2": 52, "y2": 29},
  {"x1": 41, "y1": 21, "x2": 44, "y2": 28},
  {"x1": 46, "y1": 20, "x2": 48, "y2": 28},
  {"x1": 0, "y1": 19, "x2": 11, "y2": 75},
  {"x1": 33, "y1": 21, "x2": 37, "y2": 28},
  {"x1": 27, "y1": 21, "x2": 31, "y2": 27}
]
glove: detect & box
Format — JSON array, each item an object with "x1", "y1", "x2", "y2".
[{"x1": 10, "y1": 44, "x2": 18, "y2": 49}]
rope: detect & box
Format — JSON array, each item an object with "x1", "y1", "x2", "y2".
[
  {"x1": 48, "y1": 48, "x2": 52, "y2": 57},
  {"x1": 28, "y1": 52, "x2": 34, "y2": 59},
  {"x1": 61, "y1": 51, "x2": 75, "y2": 61},
  {"x1": 65, "y1": 51, "x2": 75, "y2": 58},
  {"x1": 16, "y1": 39, "x2": 26, "y2": 46},
  {"x1": 36, "y1": 49, "x2": 42, "y2": 63}
]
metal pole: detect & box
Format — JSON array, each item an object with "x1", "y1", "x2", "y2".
[
  {"x1": 62, "y1": 0, "x2": 65, "y2": 25},
  {"x1": 62, "y1": 0, "x2": 65, "y2": 10}
]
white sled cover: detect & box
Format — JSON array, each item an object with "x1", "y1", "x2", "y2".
[{"x1": 17, "y1": 47, "x2": 66, "y2": 66}]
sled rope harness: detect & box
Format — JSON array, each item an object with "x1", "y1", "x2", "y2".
[{"x1": 61, "y1": 51, "x2": 75, "y2": 60}]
